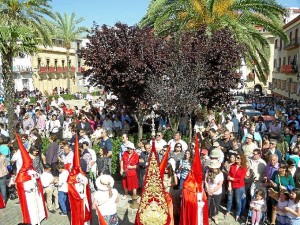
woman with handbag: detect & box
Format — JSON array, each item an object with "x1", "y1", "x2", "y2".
[
  {"x1": 270, "y1": 162, "x2": 295, "y2": 225},
  {"x1": 205, "y1": 159, "x2": 224, "y2": 224},
  {"x1": 120, "y1": 143, "x2": 139, "y2": 199}
]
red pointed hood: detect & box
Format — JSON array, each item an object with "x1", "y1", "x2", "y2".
[
  {"x1": 70, "y1": 135, "x2": 82, "y2": 176},
  {"x1": 15, "y1": 133, "x2": 33, "y2": 183},
  {"x1": 159, "y1": 145, "x2": 170, "y2": 179}
]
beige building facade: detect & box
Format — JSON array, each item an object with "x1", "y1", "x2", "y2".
[
  {"x1": 272, "y1": 15, "x2": 300, "y2": 99},
  {"x1": 32, "y1": 39, "x2": 82, "y2": 95}
]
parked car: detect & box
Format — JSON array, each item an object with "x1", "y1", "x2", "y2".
[
  {"x1": 238, "y1": 104, "x2": 254, "y2": 111},
  {"x1": 244, "y1": 109, "x2": 262, "y2": 118}
]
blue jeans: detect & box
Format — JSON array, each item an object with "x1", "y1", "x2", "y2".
[
  {"x1": 180, "y1": 177, "x2": 186, "y2": 189},
  {"x1": 0, "y1": 175, "x2": 7, "y2": 202},
  {"x1": 58, "y1": 191, "x2": 69, "y2": 214},
  {"x1": 227, "y1": 186, "x2": 246, "y2": 216}
]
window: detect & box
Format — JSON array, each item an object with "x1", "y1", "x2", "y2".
[
  {"x1": 279, "y1": 58, "x2": 281, "y2": 68},
  {"x1": 279, "y1": 39, "x2": 282, "y2": 50},
  {"x1": 274, "y1": 59, "x2": 277, "y2": 68},
  {"x1": 37, "y1": 58, "x2": 41, "y2": 69},
  {"x1": 46, "y1": 58, "x2": 50, "y2": 70},
  {"x1": 290, "y1": 31, "x2": 293, "y2": 43},
  {"x1": 62, "y1": 60, "x2": 65, "y2": 69},
  {"x1": 54, "y1": 59, "x2": 58, "y2": 70},
  {"x1": 283, "y1": 57, "x2": 286, "y2": 65},
  {"x1": 275, "y1": 39, "x2": 278, "y2": 49}
]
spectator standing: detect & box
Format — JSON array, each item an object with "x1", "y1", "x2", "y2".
[
  {"x1": 40, "y1": 164, "x2": 58, "y2": 213},
  {"x1": 99, "y1": 129, "x2": 113, "y2": 174},
  {"x1": 120, "y1": 143, "x2": 139, "y2": 198},
  {"x1": 57, "y1": 162, "x2": 70, "y2": 216},
  {"x1": 226, "y1": 153, "x2": 248, "y2": 222},
  {"x1": 168, "y1": 131, "x2": 188, "y2": 152},
  {"x1": 46, "y1": 134, "x2": 59, "y2": 177},
  {"x1": 205, "y1": 159, "x2": 223, "y2": 225}
]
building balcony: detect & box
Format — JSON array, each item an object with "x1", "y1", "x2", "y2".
[
  {"x1": 284, "y1": 38, "x2": 300, "y2": 50},
  {"x1": 39, "y1": 67, "x2": 47, "y2": 73},
  {"x1": 280, "y1": 64, "x2": 298, "y2": 74}
]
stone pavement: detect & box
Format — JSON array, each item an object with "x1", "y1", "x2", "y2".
[{"x1": 0, "y1": 180, "x2": 246, "y2": 225}]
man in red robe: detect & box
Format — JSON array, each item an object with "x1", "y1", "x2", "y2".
[
  {"x1": 15, "y1": 133, "x2": 48, "y2": 225},
  {"x1": 180, "y1": 135, "x2": 209, "y2": 225},
  {"x1": 67, "y1": 136, "x2": 92, "y2": 225}
]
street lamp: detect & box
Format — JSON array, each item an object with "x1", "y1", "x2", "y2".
[{"x1": 150, "y1": 110, "x2": 156, "y2": 137}]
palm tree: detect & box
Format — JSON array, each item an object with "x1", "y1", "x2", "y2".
[
  {"x1": 140, "y1": 0, "x2": 288, "y2": 83},
  {"x1": 0, "y1": 0, "x2": 54, "y2": 138},
  {"x1": 50, "y1": 12, "x2": 87, "y2": 93}
]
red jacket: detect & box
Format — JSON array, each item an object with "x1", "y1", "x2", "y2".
[{"x1": 228, "y1": 163, "x2": 247, "y2": 189}]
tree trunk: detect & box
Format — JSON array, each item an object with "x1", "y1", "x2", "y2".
[
  {"x1": 66, "y1": 50, "x2": 70, "y2": 93},
  {"x1": 168, "y1": 114, "x2": 179, "y2": 133},
  {"x1": 2, "y1": 51, "x2": 16, "y2": 139},
  {"x1": 188, "y1": 115, "x2": 192, "y2": 144},
  {"x1": 133, "y1": 112, "x2": 145, "y2": 141}
]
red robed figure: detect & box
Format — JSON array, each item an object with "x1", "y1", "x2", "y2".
[
  {"x1": 15, "y1": 133, "x2": 48, "y2": 224},
  {"x1": 67, "y1": 135, "x2": 92, "y2": 225},
  {"x1": 180, "y1": 135, "x2": 209, "y2": 225}
]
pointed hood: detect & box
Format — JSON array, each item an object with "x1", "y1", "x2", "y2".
[
  {"x1": 70, "y1": 134, "x2": 82, "y2": 176},
  {"x1": 180, "y1": 134, "x2": 209, "y2": 225},
  {"x1": 159, "y1": 145, "x2": 170, "y2": 179},
  {"x1": 15, "y1": 133, "x2": 33, "y2": 183},
  {"x1": 96, "y1": 206, "x2": 107, "y2": 225}
]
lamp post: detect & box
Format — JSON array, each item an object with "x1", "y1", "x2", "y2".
[{"x1": 151, "y1": 110, "x2": 156, "y2": 137}]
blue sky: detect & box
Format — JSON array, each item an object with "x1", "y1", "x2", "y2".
[{"x1": 51, "y1": 0, "x2": 300, "y2": 29}]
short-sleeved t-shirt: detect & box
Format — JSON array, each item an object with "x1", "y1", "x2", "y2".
[
  {"x1": 286, "y1": 200, "x2": 300, "y2": 219},
  {"x1": 206, "y1": 172, "x2": 224, "y2": 195},
  {"x1": 94, "y1": 189, "x2": 118, "y2": 216}
]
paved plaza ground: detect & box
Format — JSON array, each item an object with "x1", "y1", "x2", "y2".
[{"x1": 0, "y1": 180, "x2": 244, "y2": 225}]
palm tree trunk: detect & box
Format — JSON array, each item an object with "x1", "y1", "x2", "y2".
[
  {"x1": 66, "y1": 50, "x2": 70, "y2": 93},
  {"x1": 2, "y1": 51, "x2": 16, "y2": 139}
]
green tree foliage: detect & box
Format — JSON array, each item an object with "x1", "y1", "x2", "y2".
[{"x1": 141, "y1": 0, "x2": 288, "y2": 83}]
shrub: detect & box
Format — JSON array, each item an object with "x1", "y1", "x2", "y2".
[{"x1": 42, "y1": 138, "x2": 51, "y2": 154}]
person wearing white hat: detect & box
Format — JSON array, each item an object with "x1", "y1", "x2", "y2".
[
  {"x1": 120, "y1": 142, "x2": 139, "y2": 198},
  {"x1": 204, "y1": 159, "x2": 223, "y2": 225},
  {"x1": 92, "y1": 175, "x2": 119, "y2": 224}
]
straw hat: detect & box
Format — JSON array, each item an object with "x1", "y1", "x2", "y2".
[
  {"x1": 210, "y1": 149, "x2": 220, "y2": 158},
  {"x1": 96, "y1": 175, "x2": 114, "y2": 191},
  {"x1": 208, "y1": 159, "x2": 221, "y2": 169}
]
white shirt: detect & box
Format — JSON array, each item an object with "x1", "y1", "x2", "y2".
[
  {"x1": 225, "y1": 121, "x2": 234, "y2": 132},
  {"x1": 61, "y1": 151, "x2": 74, "y2": 166},
  {"x1": 168, "y1": 139, "x2": 188, "y2": 151},
  {"x1": 286, "y1": 200, "x2": 300, "y2": 219},
  {"x1": 58, "y1": 169, "x2": 69, "y2": 192},
  {"x1": 41, "y1": 171, "x2": 54, "y2": 188},
  {"x1": 205, "y1": 172, "x2": 224, "y2": 195},
  {"x1": 11, "y1": 150, "x2": 22, "y2": 174},
  {"x1": 88, "y1": 148, "x2": 97, "y2": 173},
  {"x1": 93, "y1": 189, "x2": 118, "y2": 216},
  {"x1": 151, "y1": 139, "x2": 167, "y2": 151},
  {"x1": 102, "y1": 119, "x2": 113, "y2": 130}
]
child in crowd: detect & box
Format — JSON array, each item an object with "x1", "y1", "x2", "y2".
[
  {"x1": 250, "y1": 189, "x2": 267, "y2": 225},
  {"x1": 285, "y1": 188, "x2": 300, "y2": 225},
  {"x1": 57, "y1": 162, "x2": 69, "y2": 216},
  {"x1": 276, "y1": 191, "x2": 289, "y2": 225},
  {"x1": 40, "y1": 163, "x2": 58, "y2": 213},
  {"x1": 96, "y1": 148, "x2": 109, "y2": 176}
]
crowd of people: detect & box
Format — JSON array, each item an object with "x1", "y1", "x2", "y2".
[{"x1": 1, "y1": 93, "x2": 300, "y2": 225}]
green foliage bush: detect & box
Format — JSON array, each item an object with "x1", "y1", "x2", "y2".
[{"x1": 42, "y1": 137, "x2": 51, "y2": 154}]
